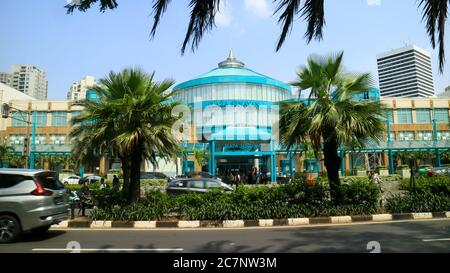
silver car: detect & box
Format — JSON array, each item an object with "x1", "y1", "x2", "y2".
[{"x1": 0, "y1": 169, "x2": 69, "y2": 243}]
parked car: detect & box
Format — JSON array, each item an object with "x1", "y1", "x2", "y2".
[
  {"x1": 79, "y1": 175, "x2": 102, "y2": 184},
  {"x1": 430, "y1": 167, "x2": 450, "y2": 175},
  {"x1": 177, "y1": 172, "x2": 222, "y2": 181},
  {"x1": 140, "y1": 172, "x2": 168, "y2": 180},
  {"x1": 166, "y1": 178, "x2": 233, "y2": 195},
  {"x1": 62, "y1": 175, "x2": 80, "y2": 185},
  {"x1": 0, "y1": 169, "x2": 69, "y2": 243}
]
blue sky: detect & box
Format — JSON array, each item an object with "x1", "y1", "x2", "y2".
[{"x1": 0, "y1": 0, "x2": 449, "y2": 99}]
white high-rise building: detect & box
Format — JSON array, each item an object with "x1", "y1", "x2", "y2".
[
  {"x1": 377, "y1": 45, "x2": 435, "y2": 98},
  {"x1": 9, "y1": 65, "x2": 48, "y2": 100},
  {"x1": 0, "y1": 72, "x2": 11, "y2": 85},
  {"x1": 67, "y1": 76, "x2": 95, "y2": 100}
]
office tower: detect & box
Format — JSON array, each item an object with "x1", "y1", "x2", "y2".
[{"x1": 377, "y1": 45, "x2": 435, "y2": 98}]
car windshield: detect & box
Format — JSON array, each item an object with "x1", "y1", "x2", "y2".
[{"x1": 35, "y1": 172, "x2": 65, "y2": 190}]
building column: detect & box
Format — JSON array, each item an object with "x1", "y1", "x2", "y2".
[{"x1": 270, "y1": 140, "x2": 277, "y2": 183}]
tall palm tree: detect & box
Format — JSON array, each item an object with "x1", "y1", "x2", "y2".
[
  {"x1": 280, "y1": 52, "x2": 386, "y2": 202},
  {"x1": 71, "y1": 68, "x2": 181, "y2": 203},
  {"x1": 65, "y1": 0, "x2": 449, "y2": 72}
]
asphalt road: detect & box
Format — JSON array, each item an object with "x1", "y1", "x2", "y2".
[{"x1": 1, "y1": 219, "x2": 450, "y2": 253}]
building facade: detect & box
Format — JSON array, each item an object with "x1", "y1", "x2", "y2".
[
  {"x1": 67, "y1": 76, "x2": 96, "y2": 100},
  {"x1": 0, "y1": 72, "x2": 11, "y2": 85},
  {"x1": 8, "y1": 65, "x2": 48, "y2": 100},
  {"x1": 377, "y1": 45, "x2": 435, "y2": 98},
  {"x1": 0, "y1": 54, "x2": 449, "y2": 180}
]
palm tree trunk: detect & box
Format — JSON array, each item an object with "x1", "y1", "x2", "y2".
[
  {"x1": 129, "y1": 144, "x2": 142, "y2": 203},
  {"x1": 121, "y1": 157, "x2": 131, "y2": 199},
  {"x1": 323, "y1": 138, "x2": 342, "y2": 203}
]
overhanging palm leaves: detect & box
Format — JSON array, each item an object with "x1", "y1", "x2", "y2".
[
  {"x1": 280, "y1": 52, "x2": 386, "y2": 202},
  {"x1": 66, "y1": 0, "x2": 449, "y2": 72},
  {"x1": 70, "y1": 68, "x2": 181, "y2": 203}
]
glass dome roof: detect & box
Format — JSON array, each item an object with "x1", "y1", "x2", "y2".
[{"x1": 173, "y1": 51, "x2": 291, "y2": 91}]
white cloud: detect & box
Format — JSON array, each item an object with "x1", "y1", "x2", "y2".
[
  {"x1": 244, "y1": 0, "x2": 271, "y2": 18},
  {"x1": 367, "y1": 0, "x2": 381, "y2": 6},
  {"x1": 215, "y1": 0, "x2": 233, "y2": 28}
]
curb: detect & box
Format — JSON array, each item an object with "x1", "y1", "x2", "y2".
[{"x1": 54, "y1": 211, "x2": 450, "y2": 230}]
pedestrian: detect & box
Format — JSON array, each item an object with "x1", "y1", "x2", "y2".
[
  {"x1": 100, "y1": 178, "x2": 107, "y2": 190},
  {"x1": 80, "y1": 181, "x2": 91, "y2": 217},
  {"x1": 112, "y1": 175, "x2": 120, "y2": 191},
  {"x1": 371, "y1": 171, "x2": 384, "y2": 207}
]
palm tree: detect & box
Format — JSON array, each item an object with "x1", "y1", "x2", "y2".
[
  {"x1": 71, "y1": 68, "x2": 181, "y2": 203},
  {"x1": 280, "y1": 52, "x2": 386, "y2": 202},
  {"x1": 65, "y1": 0, "x2": 449, "y2": 72}
]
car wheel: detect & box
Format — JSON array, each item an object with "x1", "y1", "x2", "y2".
[
  {"x1": 0, "y1": 215, "x2": 21, "y2": 244},
  {"x1": 31, "y1": 225, "x2": 51, "y2": 235}
]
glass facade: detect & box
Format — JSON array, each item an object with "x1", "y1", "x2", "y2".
[
  {"x1": 34, "y1": 134, "x2": 47, "y2": 144},
  {"x1": 415, "y1": 109, "x2": 431, "y2": 123},
  {"x1": 35, "y1": 111, "x2": 47, "y2": 127},
  {"x1": 9, "y1": 134, "x2": 26, "y2": 145},
  {"x1": 174, "y1": 83, "x2": 291, "y2": 104},
  {"x1": 434, "y1": 109, "x2": 449, "y2": 124},
  {"x1": 398, "y1": 131, "x2": 414, "y2": 141},
  {"x1": 52, "y1": 111, "x2": 68, "y2": 126},
  {"x1": 437, "y1": 131, "x2": 450, "y2": 140},
  {"x1": 417, "y1": 131, "x2": 432, "y2": 141},
  {"x1": 397, "y1": 109, "x2": 412, "y2": 124},
  {"x1": 11, "y1": 112, "x2": 28, "y2": 127}
]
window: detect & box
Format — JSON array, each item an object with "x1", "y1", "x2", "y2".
[
  {"x1": 188, "y1": 180, "x2": 204, "y2": 189},
  {"x1": 434, "y1": 109, "x2": 449, "y2": 124},
  {"x1": 417, "y1": 131, "x2": 432, "y2": 141},
  {"x1": 35, "y1": 112, "x2": 47, "y2": 127},
  {"x1": 49, "y1": 134, "x2": 66, "y2": 145},
  {"x1": 11, "y1": 112, "x2": 28, "y2": 127},
  {"x1": 52, "y1": 111, "x2": 68, "y2": 126},
  {"x1": 437, "y1": 131, "x2": 450, "y2": 140},
  {"x1": 205, "y1": 181, "x2": 221, "y2": 189},
  {"x1": 388, "y1": 132, "x2": 396, "y2": 141},
  {"x1": 397, "y1": 109, "x2": 412, "y2": 124},
  {"x1": 415, "y1": 109, "x2": 431, "y2": 124},
  {"x1": 34, "y1": 134, "x2": 46, "y2": 145},
  {"x1": 398, "y1": 131, "x2": 414, "y2": 141},
  {"x1": 9, "y1": 134, "x2": 26, "y2": 145},
  {"x1": 0, "y1": 174, "x2": 26, "y2": 189}
]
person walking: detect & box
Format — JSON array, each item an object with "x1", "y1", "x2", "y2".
[
  {"x1": 99, "y1": 178, "x2": 107, "y2": 190},
  {"x1": 112, "y1": 175, "x2": 120, "y2": 191},
  {"x1": 371, "y1": 171, "x2": 384, "y2": 207}
]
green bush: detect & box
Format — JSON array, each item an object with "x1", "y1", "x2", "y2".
[
  {"x1": 401, "y1": 175, "x2": 450, "y2": 196},
  {"x1": 385, "y1": 192, "x2": 450, "y2": 213},
  {"x1": 396, "y1": 165, "x2": 409, "y2": 170},
  {"x1": 91, "y1": 188, "x2": 126, "y2": 209},
  {"x1": 140, "y1": 179, "x2": 168, "y2": 187},
  {"x1": 340, "y1": 180, "x2": 380, "y2": 208}
]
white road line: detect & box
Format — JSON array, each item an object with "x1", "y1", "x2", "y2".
[
  {"x1": 32, "y1": 248, "x2": 183, "y2": 252},
  {"x1": 422, "y1": 238, "x2": 450, "y2": 242}
]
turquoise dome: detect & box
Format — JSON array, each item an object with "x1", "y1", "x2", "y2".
[{"x1": 173, "y1": 51, "x2": 291, "y2": 92}]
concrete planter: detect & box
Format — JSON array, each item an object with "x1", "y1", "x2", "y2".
[
  {"x1": 396, "y1": 169, "x2": 411, "y2": 179},
  {"x1": 378, "y1": 169, "x2": 389, "y2": 176},
  {"x1": 353, "y1": 170, "x2": 367, "y2": 176}
]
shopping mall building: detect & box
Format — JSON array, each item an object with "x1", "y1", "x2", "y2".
[{"x1": 0, "y1": 53, "x2": 449, "y2": 181}]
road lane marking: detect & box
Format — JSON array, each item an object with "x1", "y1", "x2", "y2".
[
  {"x1": 422, "y1": 238, "x2": 450, "y2": 242},
  {"x1": 32, "y1": 248, "x2": 184, "y2": 252}
]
